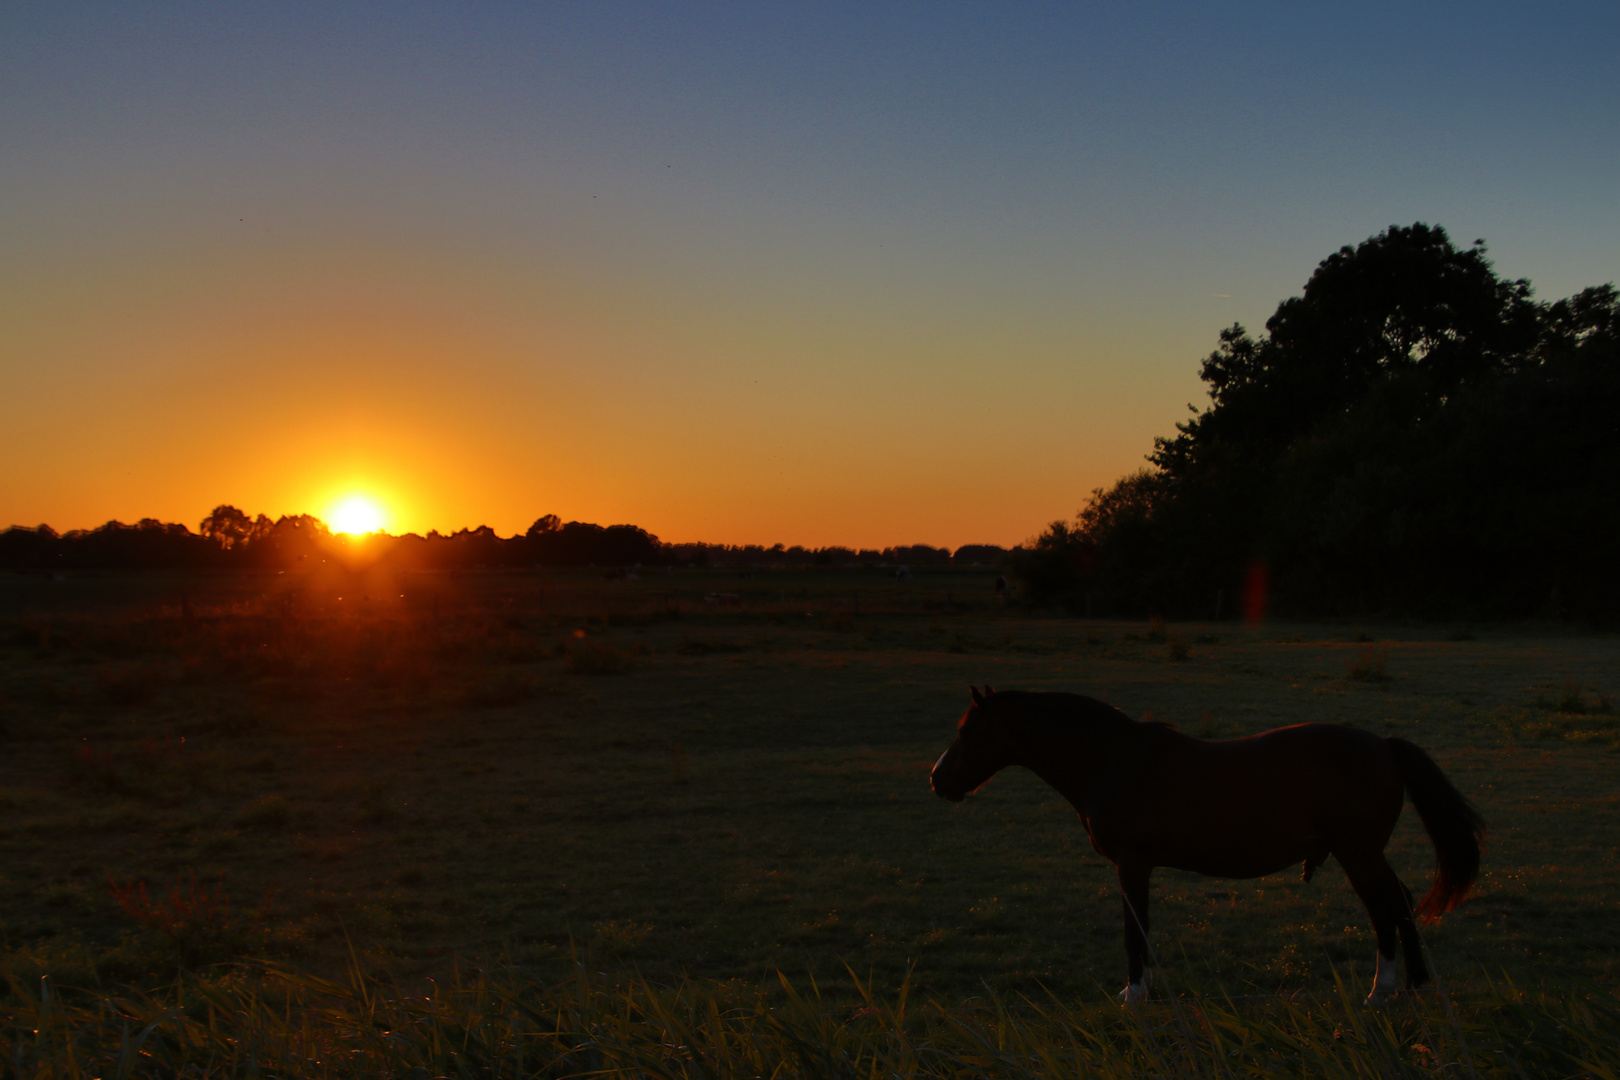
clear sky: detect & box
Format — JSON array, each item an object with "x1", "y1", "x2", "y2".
[{"x1": 3, "y1": 2, "x2": 1616, "y2": 547}]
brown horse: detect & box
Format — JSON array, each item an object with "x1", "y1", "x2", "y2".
[{"x1": 930, "y1": 687, "x2": 1484, "y2": 1004}]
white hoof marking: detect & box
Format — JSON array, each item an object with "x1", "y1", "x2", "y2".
[
  {"x1": 1366, "y1": 949, "x2": 1398, "y2": 1003},
  {"x1": 1120, "y1": 969, "x2": 1152, "y2": 1005}
]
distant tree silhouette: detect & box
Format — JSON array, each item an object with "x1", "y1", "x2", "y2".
[
  {"x1": 251, "y1": 514, "x2": 331, "y2": 568},
  {"x1": 883, "y1": 544, "x2": 952, "y2": 565},
  {"x1": 0, "y1": 525, "x2": 60, "y2": 569},
  {"x1": 950, "y1": 545, "x2": 1008, "y2": 565},
  {"x1": 1, "y1": 515, "x2": 1022, "y2": 577},
  {"x1": 525, "y1": 520, "x2": 662, "y2": 566},
  {"x1": 200, "y1": 505, "x2": 254, "y2": 550}
]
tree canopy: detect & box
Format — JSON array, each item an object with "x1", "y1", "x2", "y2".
[{"x1": 1019, "y1": 224, "x2": 1620, "y2": 620}]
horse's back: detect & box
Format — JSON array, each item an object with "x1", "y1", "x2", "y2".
[
  {"x1": 1232, "y1": 721, "x2": 1392, "y2": 766},
  {"x1": 1112, "y1": 722, "x2": 1404, "y2": 877},
  {"x1": 1186, "y1": 723, "x2": 1401, "y2": 809}
]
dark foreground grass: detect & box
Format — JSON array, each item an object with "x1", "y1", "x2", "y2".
[
  {"x1": 6, "y1": 960, "x2": 1619, "y2": 1079},
  {"x1": 1, "y1": 566, "x2": 1618, "y2": 1006}
]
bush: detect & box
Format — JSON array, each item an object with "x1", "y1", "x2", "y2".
[
  {"x1": 66, "y1": 739, "x2": 210, "y2": 803},
  {"x1": 675, "y1": 638, "x2": 746, "y2": 655},
  {"x1": 1347, "y1": 644, "x2": 1391, "y2": 681},
  {"x1": 98, "y1": 663, "x2": 160, "y2": 707},
  {"x1": 565, "y1": 641, "x2": 639, "y2": 675},
  {"x1": 460, "y1": 674, "x2": 537, "y2": 707},
  {"x1": 234, "y1": 795, "x2": 291, "y2": 830},
  {"x1": 107, "y1": 872, "x2": 243, "y2": 969}
]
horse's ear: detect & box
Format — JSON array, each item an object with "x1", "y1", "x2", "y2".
[
  {"x1": 984, "y1": 684, "x2": 996, "y2": 697},
  {"x1": 970, "y1": 686, "x2": 985, "y2": 706}
]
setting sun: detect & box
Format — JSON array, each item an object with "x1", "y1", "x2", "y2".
[{"x1": 327, "y1": 495, "x2": 387, "y2": 535}]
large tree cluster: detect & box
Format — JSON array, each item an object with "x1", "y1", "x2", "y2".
[{"x1": 1019, "y1": 224, "x2": 1620, "y2": 619}]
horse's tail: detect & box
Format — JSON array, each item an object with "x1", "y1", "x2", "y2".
[{"x1": 1387, "y1": 737, "x2": 1485, "y2": 922}]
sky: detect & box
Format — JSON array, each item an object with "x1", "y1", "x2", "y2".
[{"x1": 3, "y1": 2, "x2": 1617, "y2": 548}]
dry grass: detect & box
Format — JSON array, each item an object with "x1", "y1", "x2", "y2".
[{"x1": 4, "y1": 960, "x2": 1618, "y2": 1078}]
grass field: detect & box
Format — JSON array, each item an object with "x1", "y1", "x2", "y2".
[{"x1": 1, "y1": 565, "x2": 1617, "y2": 1013}]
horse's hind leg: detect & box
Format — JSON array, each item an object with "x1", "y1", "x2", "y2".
[
  {"x1": 1117, "y1": 863, "x2": 1153, "y2": 1005},
  {"x1": 1394, "y1": 878, "x2": 1429, "y2": 988},
  {"x1": 1340, "y1": 852, "x2": 1408, "y2": 1003}
]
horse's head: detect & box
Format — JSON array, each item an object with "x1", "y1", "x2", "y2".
[{"x1": 930, "y1": 685, "x2": 1018, "y2": 802}]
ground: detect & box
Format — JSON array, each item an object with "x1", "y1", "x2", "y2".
[{"x1": 0, "y1": 565, "x2": 1616, "y2": 1002}]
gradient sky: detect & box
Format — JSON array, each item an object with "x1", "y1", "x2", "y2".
[{"x1": 4, "y1": 3, "x2": 1616, "y2": 548}]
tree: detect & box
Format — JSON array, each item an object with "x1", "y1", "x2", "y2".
[
  {"x1": 1537, "y1": 284, "x2": 1619, "y2": 367},
  {"x1": 1155, "y1": 224, "x2": 1539, "y2": 484},
  {"x1": 1011, "y1": 470, "x2": 1159, "y2": 610},
  {"x1": 1131, "y1": 224, "x2": 1547, "y2": 609},
  {"x1": 1054, "y1": 223, "x2": 1620, "y2": 618},
  {"x1": 200, "y1": 505, "x2": 253, "y2": 550}
]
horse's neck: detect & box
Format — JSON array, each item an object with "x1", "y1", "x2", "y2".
[{"x1": 1010, "y1": 713, "x2": 1127, "y2": 817}]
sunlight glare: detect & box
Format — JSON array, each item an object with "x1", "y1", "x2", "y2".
[{"x1": 328, "y1": 495, "x2": 387, "y2": 535}]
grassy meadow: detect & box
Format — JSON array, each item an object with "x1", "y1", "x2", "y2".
[{"x1": 2, "y1": 564, "x2": 1618, "y2": 1072}]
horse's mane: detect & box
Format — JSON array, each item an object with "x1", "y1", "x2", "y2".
[{"x1": 981, "y1": 690, "x2": 1142, "y2": 740}]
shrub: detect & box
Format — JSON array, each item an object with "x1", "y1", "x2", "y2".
[
  {"x1": 590, "y1": 919, "x2": 653, "y2": 953},
  {"x1": 67, "y1": 738, "x2": 209, "y2": 802},
  {"x1": 675, "y1": 638, "x2": 746, "y2": 655},
  {"x1": 461, "y1": 674, "x2": 537, "y2": 707},
  {"x1": 235, "y1": 795, "x2": 291, "y2": 830},
  {"x1": 107, "y1": 871, "x2": 243, "y2": 968},
  {"x1": 177, "y1": 709, "x2": 260, "y2": 737},
  {"x1": 357, "y1": 781, "x2": 401, "y2": 825},
  {"x1": 98, "y1": 663, "x2": 160, "y2": 707},
  {"x1": 565, "y1": 641, "x2": 638, "y2": 675},
  {"x1": 1347, "y1": 644, "x2": 1391, "y2": 681},
  {"x1": 1553, "y1": 678, "x2": 1608, "y2": 714}
]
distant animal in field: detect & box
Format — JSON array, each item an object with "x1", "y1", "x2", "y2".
[{"x1": 929, "y1": 687, "x2": 1484, "y2": 1005}]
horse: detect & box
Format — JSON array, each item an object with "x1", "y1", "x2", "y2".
[{"x1": 929, "y1": 687, "x2": 1484, "y2": 1004}]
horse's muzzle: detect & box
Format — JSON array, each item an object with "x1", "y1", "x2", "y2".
[{"x1": 930, "y1": 747, "x2": 967, "y2": 802}]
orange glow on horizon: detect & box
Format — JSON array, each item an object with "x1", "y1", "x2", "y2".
[{"x1": 327, "y1": 495, "x2": 388, "y2": 536}]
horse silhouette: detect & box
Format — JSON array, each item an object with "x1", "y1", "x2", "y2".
[{"x1": 930, "y1": 687, "x2": 1483, "y2": 1004}]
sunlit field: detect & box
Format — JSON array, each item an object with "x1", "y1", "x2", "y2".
[{"x1": 2, "y1": 567, "x2": 1617, "y2": 1072}]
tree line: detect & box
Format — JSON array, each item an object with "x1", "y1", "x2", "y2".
[
  {"x1": 0, "y1": 510, "x2": 1007, "y2": 573},
  {"x1": 1014, "y1": 223, "x2": 1620, "y2": 620}
]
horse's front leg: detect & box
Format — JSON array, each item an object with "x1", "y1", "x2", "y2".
[{"x1": 1117, "y1": 863, "x2": 1153, "y2": 1004}]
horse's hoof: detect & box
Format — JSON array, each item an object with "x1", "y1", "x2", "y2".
[
  {"x1": 1120, "y1": 978, "x2": 1151, "y2": 1006},
  {"x1": 1364, "y1": 992, "x2": 1387, "y2": 1008}
]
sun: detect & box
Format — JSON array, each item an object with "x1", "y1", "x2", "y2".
[{"x1": 327, "y1": 495, "x2": 387, "y2": 535}]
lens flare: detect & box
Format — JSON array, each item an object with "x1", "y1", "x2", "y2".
[{"x1": 328, "y1": 496, "x2": 386, "y2": 535}]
